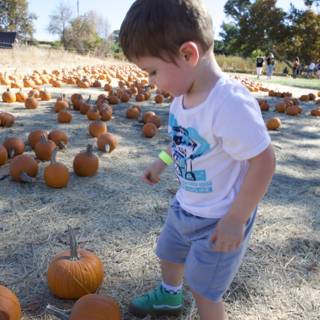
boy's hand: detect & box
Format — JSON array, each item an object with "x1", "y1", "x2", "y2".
[
  {"x1": 142, "y1": 159, "x2": 166, "y2": 185},
  {"x1": 210, "y1": 215, "x2": 245, "y2": 252}
]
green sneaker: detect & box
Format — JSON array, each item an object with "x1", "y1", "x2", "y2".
[{"x1": 129, "y1": 285, "x2": 183, "y2": 318}]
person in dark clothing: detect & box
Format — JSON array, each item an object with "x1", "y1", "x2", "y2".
[{"x1": 256, "y1": 56, "x2": 264, "y2": 79}]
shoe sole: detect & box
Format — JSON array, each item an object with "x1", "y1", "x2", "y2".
[{"x1": 129, "y1": 303, "x2": 182, "y2": 318}]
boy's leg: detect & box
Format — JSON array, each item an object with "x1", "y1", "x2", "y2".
[
  {"x1": 192, "y1": 290, "x2": 226, "y2": 320},
  {"x1": 161, "y1": 259, "x2": 184, "y2": 286}
]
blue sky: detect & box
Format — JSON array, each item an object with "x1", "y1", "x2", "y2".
[{"x1": 29, "y1": 0, "x2": 307, "y2": 41}]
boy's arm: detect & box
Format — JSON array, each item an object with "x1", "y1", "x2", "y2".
[{"x1": 211, "y1": 144, "x2": 275, "y2": 252}]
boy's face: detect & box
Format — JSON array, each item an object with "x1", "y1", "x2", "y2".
[{"x1": 132, "y1": 55, "x2": 195, "y2": 97}]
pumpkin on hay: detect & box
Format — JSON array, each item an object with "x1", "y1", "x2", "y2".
[
  {"x1": 34, "y1": 135, "x2": 56, "y2": 161},
  {"x1": 9, "y1": 154, "x2": 38, "y2": 182},
  {"x1": 143, "y1": 122, "x2": 158, "y2": 138},
  {"x1": 0, "y1": 112, "x2": 15, "y2": 127},
  {"x1": 3, "y1": 137, "x2": 25, "y2": 158},
  {"x1": 44, "y1": 148, "x2": 69, "y2": 188},
  {"x1": 57, "y1": 109, "x2": 73, "y2": 123},
  {"x1": 2, "y1": 88, "x2": 16, "y2": 103},
  {"x1": 310, "y1": 108, "x2": 320, "y2": 116},
  {"x1": 0, "y1": 285, "x2": 22, "y2": 320},
  {"x1": 48, "y1": 130, "x2": 68, "y2": 149},
  {"x1": 73, "y1": 144, "x2": 99, "y2": 177},
  {"x1": 25, "y1": 95, "x2": 39, "y2": 109},
  {"x1": 97, "y1": 133, "x2": 118, "y2": 153},
  {"x1": 46, "y1": 293, "x2": 121, "y2": 320},
  {"x1": 47, "y1": 225, "x2": 104, "y2": 299},
  {"x1": 266, "y1": 117, "x2": 281, "y2": 130},
  {"x1": 88, "y1": 121, "x2": 107, "y2": 138},
  {"x1": 28, "y1": 129, "x2": 49, "y2": 149},
  {"x1": 0, "y1": 145, "x2": 8, "y2": 166}
]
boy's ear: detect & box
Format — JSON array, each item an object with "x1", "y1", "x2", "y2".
[{"x1": 179, "y1": 42, "x2": 199, "y2": 66}]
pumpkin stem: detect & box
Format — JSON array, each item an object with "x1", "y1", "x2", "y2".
[
  {"x1": 57, "y1": 141, "x2": 66, "y2": 150},
  {"x1": 8, "y1": 148, "x2": 15, "y2": 159},
  {"x1": 51, "y1": 148, "x2": 58, "y2": 164},
  {"x1": 20, "y1": 171, "x2": 34, "y2": 183},
  {"x1": 68, "y1": 225, "x2": 79, "y2": 260},
  {"x1": 86, "y1": 144, "x2": 93, "y2": 154},
  {"x1": 46, "y1": 304, "x2": 70, "y2": 320},
  {"x1": 104, "y1": 144, "x2": 110, "y2": 153}
]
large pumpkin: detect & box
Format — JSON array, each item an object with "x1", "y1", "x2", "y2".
[
  {"x1": 0, "y1": 285, "x2": 21, "y2": 320},
  {"x1": 47, "y1": 226, "x2": 104, "y2": 299},
  {"x1": 35, "y1": 135, "x2": 56, "y2": 161},
  {"x1": 97, "y1": 133, "x2": 118, "y2": 153},
  {"x1": 9, "y1": 154, "x2": 38, "y2": 182}
]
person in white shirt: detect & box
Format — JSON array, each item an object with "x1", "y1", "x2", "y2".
[{"x1": 120, "y1": 1, "x2": 276, "y2": 319}]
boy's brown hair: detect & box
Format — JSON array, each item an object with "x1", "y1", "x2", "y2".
[{"x1": 119, "y1": 0, "x2": 214, "y2": 62}]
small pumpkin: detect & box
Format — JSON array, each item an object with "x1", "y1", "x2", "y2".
[
  {"x1": 40, "y1": 88, "x2": 52, "y2": 101},
  {"x1": 25, "y1": 95, "x2": 39, "y2": 109},
  {"x1": 126, "y1": 106, "x2": 140, "y2": 119},
  {"x1": 108, "y1": 95, "x2": 120, "y2": 105},
  {"x1": 9, "y1": 154, "x2": 38, "y2": 182},
  {"x1": 16, "y1": 89, "x2": 28, "y2": 102},
  {"x1": 87, "y1": 107, "x2": 101, "y2": 121},
  {"x1": 28, "y1": 129, "x2": 48, "y2": 149},
  {"x1": 0, "y1": 112, "x2": 15, "y2": 127},
  {"x1": 0, "y1": 145, "x2": 8, "y2": 166},
  {"x1": 57, "y1": 109, "x2": 73, "y2": 123},
  {"x1": 88, "y1": 121, "x2": 107, "y2": 138},
  {"x1": 97, "y1": 133, "x2": 118, "y2": 153},
  {"x1": 71, "y1": 93, "x2": 83, "y2": 111},
  {"x1": 0, "y1": 285, "x2": 22, "y2": 320},
  {"x1": 35, "y1": 135, "x2": 57, "y2": 161},
  {"x1": 143, "y1": 122, "x2": 158, "y2": 138},
  {"x1": 266, "y1": 117, "x2": 281, "y2": 130},
  {"x1": 310, "y1": 108, "x2": 320, "y2": 116},
  {"x1": 73, "y1": 145, "x2": 99, "y2": 177},
  {"x1": 286, "y1": 105, "x2": 300, "y2": 116},
  {"x1": 143, "y1": 111, "x2": 156, "y2": 123},
  {"x1": 155, "y1": 94, "x2": 164, "y2": 104},
  {"x1": 100, "y1": 107, "x2": 113, "y2": 121},
  {"x1": 47, "y1": 226, "x2": 104, "y2": 299},
  {"x1": 2, "y1": 88, "x2": 16, "y2": 103},
  {"x1": 48, "y1": 130, "x2": 68, "y2": 149},
  {"x1": 47, "y1": 294, "x2": 121, "y2": 320},
  {"x1": 3, "y1": 137, "x2": 25, "y2": 158},
  {"x1": 54, "y1": 95, "x2": 69, "y2": 113},
  {"x1": 44, "y1": 148, "x2": 69, "y2": 188},
  {"x1": 146, "y1": 114, "x2": 161, "y2": 128},
  {"x1": 79, "y1": 96, "x2": 93, "y2": 115}
]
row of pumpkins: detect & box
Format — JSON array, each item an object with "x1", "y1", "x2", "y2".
[{"x1": 1, "y1": 226, "x2": 121, "y2": 320}]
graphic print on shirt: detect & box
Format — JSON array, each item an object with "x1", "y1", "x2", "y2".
[{"x1": 169, "y1": 113, "x2": 213, "y2": 193}]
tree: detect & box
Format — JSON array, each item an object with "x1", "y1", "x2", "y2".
[
  {"x1": 47, "y1": 2, "x2": 73, "y2": 48},
  {"x1": 0, "y1": 0, "x2": 37, "y2": 41}
]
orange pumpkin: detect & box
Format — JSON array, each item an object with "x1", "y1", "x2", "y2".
[
  {"x1": 310, "y1": 108, "x2": 320, "y2": 116},
  {"x1": 71, "y1": 93, "x2": 83, "y2": 111},
  {"x1": 35, "y1": 135, "x2": 57, "y2": 161},
  {"x1": 2, "y1": 88, "x2": 16, "y2": 103},
  {"x1": 155, "y1": 94, "x2": 164, "y2": 104},
  {"x1": 266, "y1": 117, "x2": 281, "y2": 130},
  {"x1": 88, "y1": 121, "x2": 107, "y2": 138},
  {"x1": 44, "y1": 149, "x2": 69, "y2": 188},
  {"x1": 25, "y1": 96, "x2": 39, "y2": 109},
  {"x1": 40, "y1": 88, "x2": 52, "y2": 101},
  {"x1": 126, "y1": 106, "x2": 140, "y2": 119},
  {"x1": 15, "y1": 90, "x2": 28, "y2": 102},
  {"x1": 97, "y1": 133, "x2": 118, "y2": 153},
  {"x1": 87, "y1": 107, "x2": 101, "y2": 121},
  {"x1": 54, "y1": 95, "x2": 68, "y2": 113},
  {"x1": 143, "y1": 111, "x2": 156, "y2": 123},
  {"x1": 73, "y1": 145, "x2": 99, "y2": 177},
  {"x1": 146, "y1": 114, "x2": 161, "y2": 128},
  {"x1": 48, "y1": 130, "x2": 68, "y2": 149},
  {"x1": 0, "y1": 112, "x2": 15, "y2": 127},
  {"x1": 47, "y1": 294, "x2": 121, "y2": 320},
  {"x1": 3, "y1": 137, "x2": 25, "y2": 158},
  {"x1": 143, "y1": 122, "x2": 158, "y2": 138},
  {"x1": 0, "y1": 285, "x2": 21, "y2": 320},
  {"x1": 57, "y1": 109, "x2": 73, "y2": 123},
  {"x1": 0, "y1": 145, "x2": 8, "y2": 166},
  {"x1": 28, "y1": 129, "x2": 48, "y2": 149},
  {"x1": 47, "y1": 226, "x2": 104, "y2": 299},
  {"x1": 9, "y1": 154, "x2": 38, "y2": 182}
]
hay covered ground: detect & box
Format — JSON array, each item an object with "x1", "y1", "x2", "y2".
[{"x1": 0, "y1": 50, "x2": 319, "y2": 320}]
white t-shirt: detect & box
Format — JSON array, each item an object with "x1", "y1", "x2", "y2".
[{"x1": 168, "y1": 76, "x2": 271, "y2": 218}]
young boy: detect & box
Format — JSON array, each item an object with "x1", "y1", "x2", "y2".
[{"x1": 119, "y1": 1, "x2": 275, "y2": 319}]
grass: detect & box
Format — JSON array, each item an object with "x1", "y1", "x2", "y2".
[{"x1": 260, "y1": 77, "x2": 320, "y2": 91}]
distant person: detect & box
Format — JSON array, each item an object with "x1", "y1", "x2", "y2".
[
  {"x1": 292, "y1": 57, "x2": 300, "y2": 78},
  {"x1": 282, "y1": 66, "x2": 289, "y2": 76},
  {"x1": 256, "y1": 55, "x2": 264, "y2": 79},
  {"x1": 307, "y1": 62, "x2": 316, "y2": 78},
  {"x1": 266, "y1": 53, "x2": 275, "y2": 79},
  {"x1": 119, "y1": 0, "x2": 275, "y2": 319}
]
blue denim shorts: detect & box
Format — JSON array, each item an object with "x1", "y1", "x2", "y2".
[{"x1": 156, "y1": 198, "x2": 257, "y2": 302}]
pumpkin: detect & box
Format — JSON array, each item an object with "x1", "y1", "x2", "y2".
[
  {"x1": 100, "y1": 107, "x2": 113, "y2": 121},
  {"x1": 2, "y1": 88, "x2": 16, "y2": 103},
  {"x1": 35, "y1": 135, "x2": 57, "y2": 161},
  {"x1": 0, "y1": 112, "x2": 15, "y2": 127},
  {"x1": 266, "y1": 117, "x2": 281, "y2": 130},
  {"x1": 310, "y1": 108, "x2": 320, "y2": 116},
  {"x1": 275, "y1": 102, "x2": 286, "y2": 113},
  {"x1": 92, "y1": 80, "x2": 102, "y2": 88},
  {"x1": 87, "y1": 107, "x2": 101, "y2": 121},
  {"x1": 28, "y1": 129, "x2": 48, "y2": 149},
  {"x1": 57, "y1": 109, "x2": 73, "y2": 123},
  {"x1": 143, "y1": 111, "x2": 156, "y2": 123},
  {"x1": 126, "y1": 106, "x2": 140, "y2": 119},
  {"x1": 44, "y1": 148, "x2": 69, "y2": 188},
  {"x1": 25, "y1": 95, "x2": 39, "y2": 109},
  {"x1": 9, "y1": 154, "x2": 38, "y2": 182},
  {"x1": 15, "y1": 90, "x2": 28, "y2": 102},
  {"x1": 54, "y1": 95, "x2": 69, "y2": 113},
  {"x1": 155, "y1": 94, "x2": 164, "y2": 104},
  {"x1": 135, "y1": 93, "x2": 145, "y2": 102},
  {"x1": 0, "y1": 145, "x2": 8, "y2": 166},
  {"x1": 40, "y1": 88, "x2": 52, "y2": 101},
  {"x1": 71, "y1": 93, "x2": 83, "y2": 111},
  {"x1": 79, "y1": 96, "x2": 93, "y2": 115},
  {"x1": 88, "y1": 121, "x2": 107, "y2": 138},
  {"x1": 286, "y1": 105, "x2": 300, "y2": 116},
  {"x1": 143, "y1": 122, "x2": 158, "y2": 138},
  {"x1": 3, "y1": 137, "x2": 25, "y2": 158},
  {"x1": 120, "y1": 92, "x2": 130, "y2": 103},
  {"x1": 0, "y1": 285, "x2": 22, "y2": 320},
  {"x1": 48, "y1": 130, "x2": 68, "y2": 149},
  {"x1": 47, "y1": 226, "x2": 104, "y2": 299},
  {"x1": 97, "y1": 133, "x2": 118, "y2": 153},
  {"x1": 28, "y1": 88, "x2": 40, "y2": 98},
  {"x1": 146, "y1": 114, "x2": 161, "y2": 128},
  {"x1": 47, "y1": 294, "x2": 121, "y2": 320},
  {"x1": 108, "y1": 95, "x2": 120, "y2": 105},
  {"x1": 73, "y1": 145, "x2": 99, "y2": 177}
]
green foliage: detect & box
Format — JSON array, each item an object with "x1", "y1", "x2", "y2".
[
  {"x1": 251, "y1": 49, "x2": 265, "y2": 60},
  {"x1": 0, "y1": 0, "x2": 37, "y2": 40}
]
